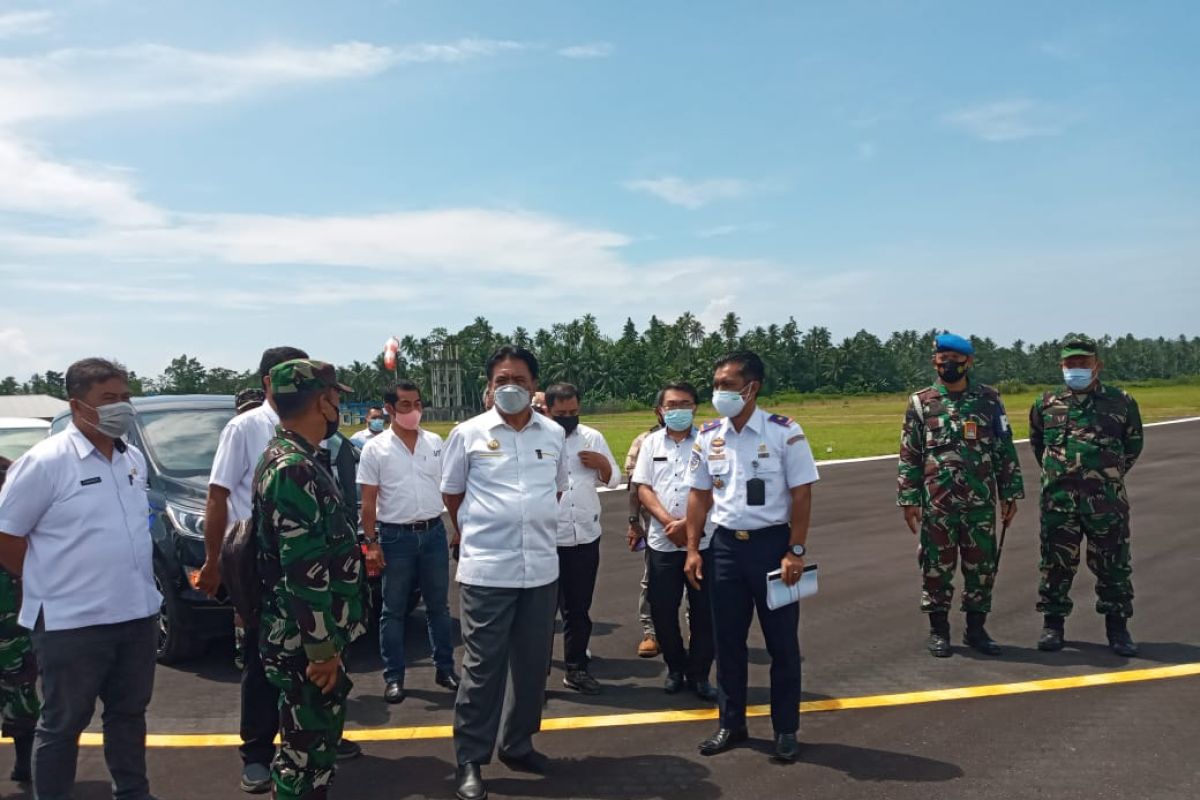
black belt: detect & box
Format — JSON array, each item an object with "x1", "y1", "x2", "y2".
[
  {"x1": 381, "y1": 518, "x2": 441, "y2": 532},
  {"x1": 716, "y1": 524, "x2": 789, "y2": 541}
]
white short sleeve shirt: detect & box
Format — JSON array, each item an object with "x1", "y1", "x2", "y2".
[
  {"x1": 357, "y1": 428, "x2": 444, "y2": 524},
  {"x1": 689, "y1": 407, "x2": 820, "y2": 530},
  {"x1": 440, "y1": 409, "x2": 568, "y2": 589},
  {"x1": 556, "y1": 423, "x2": 621, "y2": 547},
  {"x1": 0, "y1": 423, "x2": 162, "y2": 631},
  {"x1": 632, "y1": 427, "x2": 714, "y2": 552},
  {"x1": 209, "y1": 402, "x2": 279, "y2": 522}
]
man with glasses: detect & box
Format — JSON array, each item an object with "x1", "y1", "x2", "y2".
[{"x1": 632, "y1": 382, "x2": 717, "y2": 701}]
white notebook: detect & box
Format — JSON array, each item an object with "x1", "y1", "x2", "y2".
[{"x1": 765, "y1": 563, "x2": 819, "y2": 610}]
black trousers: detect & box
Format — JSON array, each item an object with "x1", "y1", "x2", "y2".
[
  {"x1": 710, "y1": 526, "x2": 801, "y2": 734},
  {"x1": 648, "y1": 548, "x2": 715, "y2": 682},
  {"x1": 240, "y1": 625, "x2": 280, "y2": 766},
  {"x1": 557, "y1": 539, "x2": 601, "y2": 672}
]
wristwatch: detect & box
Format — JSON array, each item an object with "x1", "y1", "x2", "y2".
[
  {"x1": 789, "y1": 543, "x2": 806, "y2": 557},
  {"x1": 628, "y1": 516, "x2": 640, "y2": 525}
]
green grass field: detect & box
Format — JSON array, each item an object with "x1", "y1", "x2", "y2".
[{"x1": 343, "y1": 382, "x2": 1200, "y2": 465}]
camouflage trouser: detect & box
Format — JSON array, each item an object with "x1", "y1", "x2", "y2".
[
  {"x1": 262, "y1": 649, "x2": 352, "y2": 800},
  {"x1": 1037, "y1": 508, "x2": 1133, "y2": 619},
  {"x1": 0, "y1": 575, "x2": 39, "y2": 739},
  {"x1": 918, "y1": 506, "x2": 998, "y2": 614}
]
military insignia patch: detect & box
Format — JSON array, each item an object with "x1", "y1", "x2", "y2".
[
  {"x1": 787, "y1": 434, "x2": 805, "y2": 445},
  {"x1": 712, "y1": 437, "x2": 725, "y2": 448},
  {"x1": 700, "y1": 420, "x2": 721, "y2": 433},
  {"x1": 689, "y1": 451, "x2": 701, "y2": 471},
  {"x1": 487, "y1": 439, "x2": 501, "y2": 450},
  {"x1": 768, "y1": 414, "x2": 792, "y2": 427},
  {"x1": 964, "y1": 421, "x2": 978, "y2": 441},
  {"x1": 713, "y1": 476, "x2": 725, "y2": 489}
]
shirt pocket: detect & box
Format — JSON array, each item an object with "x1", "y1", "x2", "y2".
[
  {"x1": 706, "y1": 456, "x2": 731, "y2": 476},
  {"x1": 1042, "y1": 413, "x2": 1068, "y2": 447},
  {"x1": 924, "y1": 415, "x2": 956, "y2": 450}
]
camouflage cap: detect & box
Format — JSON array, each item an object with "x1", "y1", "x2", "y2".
[
  {"x1": 1060, "y1": 334, "x2": 1097, "y2": 359},
  {"x1": 269, "y1": 359, "x2": 353, "y2": 398},
  {"x1": 234, "y1": 387, "x2": 266, "y2": 414}
]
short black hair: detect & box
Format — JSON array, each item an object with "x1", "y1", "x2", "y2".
[
  {"x1": 383, "y1": 380, "x2": 422, "y2": 405},
  {"x1": 544, "y1": 383, "x2": 579, "y2": 409},
  {"x1": 485, "y1": 344, "x2": 539, "y2": 381},
  {"x1": 658, "y1": 381, "x2": 699, "y2": 406},
  {"x1": 274, "y1": 388, "x2": 323, "y2": 421},
  {"x1": 714, "y1": 350, "x2": 765, "y2": 383},
  {"x1": 259, "y1": 346, "x2": 309, "y2": 379},
  {"x1": 65, "y1": 358, "x2": 128, "y2": 400}
]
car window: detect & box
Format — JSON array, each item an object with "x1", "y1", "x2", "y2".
[
  {"x1": 0, "y1": 428, "x2": 49, "y2": 462},
  {"x1": 137, "y1": 408, "x2": 235, "y2": 477}
]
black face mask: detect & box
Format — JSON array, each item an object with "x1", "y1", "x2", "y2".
[
  {"x1": 554, "y1": 415, "x2": 580, "y2": 436},
  {"x1": 321, "y1": 396, "x2": 340, "y2": 440},
  {"x1": 937, "y1": 361, "x2": 967, "y2": 383}
]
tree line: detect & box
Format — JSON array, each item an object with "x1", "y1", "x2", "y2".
[{"x1": 4, "y1": 314, "x2": 1198, "y2": 410}]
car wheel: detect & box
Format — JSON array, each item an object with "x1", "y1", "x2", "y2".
[{"x1": 154, "y1": 568, "x2": 201, "y2": 665}]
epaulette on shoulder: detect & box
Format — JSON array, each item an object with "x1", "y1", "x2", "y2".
[
  {"x1": 977, "y1": 383, "x2": 1000, "y2": 398},
  {"x1": 914, "y1": 386, "x2": 939, "y2": 402},
  {"x1": 700, "y1": 420, "x2": 721, "y2": 433},
  {"x1": 768, "y1": 413, "x2": 793, "y2": 427}
]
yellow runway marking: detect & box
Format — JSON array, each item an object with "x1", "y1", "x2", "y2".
[{"x1": 67, "y1": 662, "x2": 1200, "y2": 747}]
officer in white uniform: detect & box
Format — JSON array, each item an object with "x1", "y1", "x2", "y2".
[
  {"x1": 544, "y1": 382, "x2": 620, "y2": 695},
  {"x1": 685, "y1": 351, "x2": 819, "y2": 764},
  {"x1": 441, "y1": 345, "x2": 569, "y2": 800}
]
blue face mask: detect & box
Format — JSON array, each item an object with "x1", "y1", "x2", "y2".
[
  {"x1": 368, "y1": 418, "x2": 386, "y2": 433},
  {"x1": 1063, "y1": 367, "x2": 1095, "y2": 391},
  {"x1": 663, "y1": 408, "x2": 694, "y2": 432}
]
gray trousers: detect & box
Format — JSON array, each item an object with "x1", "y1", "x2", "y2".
[
  {"x1": 639, "y1": 551, "x2": 655, "y2": 637},
  {"x1": 31, "y1": 615, "x2": 157, "y2": 800},
  {"x1": 453, "y1": 582, "x2": 557, "y2": 766}
]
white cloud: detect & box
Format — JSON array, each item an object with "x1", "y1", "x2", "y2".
[
  {"x1": 696, "y1": 222, "x2": 772, "y2": 239},
  {"x1": 0, "y1": 133, "x2": 164, "y2": 225},
  {"x1": 942, "y1": 98, "x2": 1066, "y2": 142},
  {"x1": 857, "y1": 141, "x2": 877, "y2": 161},
  {"x1": 558, "y1": 42, "x2": 613, "y2": 59},
  {"x1": 0, "y1": 10, "x2": 52, "y2": 39},
  {"x1": 624, "y1": 176, "x2": 753, "y2": 209},
  {"x1": 0, "y1": 38, "x2": 525, "y2": 125}
]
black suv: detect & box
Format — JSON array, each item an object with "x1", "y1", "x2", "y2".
[{"x1": 51, "y1": 395, "x2": 365, "y2": 664}]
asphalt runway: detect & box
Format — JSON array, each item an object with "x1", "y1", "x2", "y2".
[{"x1": 7, "y1": 420, "x2": 1200, "y2": 799}]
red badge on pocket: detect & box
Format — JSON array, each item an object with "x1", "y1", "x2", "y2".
[{"x1": 963, "y1": 420, "x2": 978, "y2": 440}]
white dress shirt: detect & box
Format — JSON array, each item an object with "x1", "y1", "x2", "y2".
[
  {"x1": 209, "y1": 401, "x2": 279, "y2": 522},
  {"x1": 632, "y1": 427, "x2": 714, "y2": 552},
  {"x1": 0, "y1": 423, "x2": 161, "y2": 631},
  {"x1": 358, "y1": 428, "x2": 444, "y2": 524},
  {"x1": 440, "y1": 409, "x2": 569, "y2": 589},
  {"x1": 350, "y1": 427, "x2": 380, "y2": 447},
  {"x1": 689, "y1": 407, "x2": 820, "y2": 530},
  {"x1": 556, "y1": 423, "x2": 620, "y2": 547}
]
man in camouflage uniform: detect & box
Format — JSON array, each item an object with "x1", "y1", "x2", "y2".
[
  {"x1": 1030, "y1": 335, "x2": 1143, "y2": 657},
  {"x1": 0, "y1": 569, "x2": 37, "y2": 782},
  {"x1": 255, "y1": 360, "x2": 367, "y2": 800},
  {"x1": 898, "y1": 333, "x2": 1024, "y2": 657}
]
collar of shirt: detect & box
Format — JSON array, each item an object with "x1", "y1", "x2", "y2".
[
  {"x1": 273, "y1": 426, "x2": 319, "y2": 457},
  {"x1": 484, "y1": 406, "x2": 551, "y2": 433},
  {"x1": 65, "y1": 421, "x2": 116, "y2": 460},
  {"x1": 718, "y1": 406, "x2": 765, "y2": 438}
]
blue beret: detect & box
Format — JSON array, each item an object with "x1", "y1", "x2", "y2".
[{"x1": 934, "y1": 333, "x2": 974, "y2": 356}]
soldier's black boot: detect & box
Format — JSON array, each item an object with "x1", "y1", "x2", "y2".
[
  {"x1": 1038, "y1": 615, "x2": 1065, "y2": 651},
  {"x1": 10, "y1": 733, "x2": 32, "y2": 783},
  {"x1": 927, "y1": 611, "x2": 952, "y2": 658},
  {"x1": 1105, "y1": 615, "x2": 1139, "y2": 657},
  {"x1": 963, "y1": 612, "x2": 1002, "y2": 656}
]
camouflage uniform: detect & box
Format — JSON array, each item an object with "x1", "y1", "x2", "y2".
[
  {"x1": 898, "y1": 381, "x2": 1025, "y2": 613},
  {"x1": 0, "y1": 570, "x2": 39, "y2": 740},
  {"x1": 255, "y1": 360, "x2": 365, "y2": 800},
  {"x1": 1030, "y1": 383, "x2": 1142, "y2": 619}
]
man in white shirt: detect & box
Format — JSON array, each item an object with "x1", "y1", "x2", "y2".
[
  {"x1": 197, "y1": 346, "x2": 362, "y2": 793},
  {"x1": 632, "y1": 382, "x2": 718, "y2": 702},
  {"x1": 359, "y1": 380, "x2": 458, "y2": 704},
  {"x1": 441, "y1": 346, "x2": 568, "y2": 800},
  {"x1": 0, "y1": 358, "x2": 161, "y2": 800},
  {"x1": 350, "y1": 405, "x2": 386, "y2": 447},
  {"x1": 544, "y1": 383, "x2": 619, "y2": 695}
]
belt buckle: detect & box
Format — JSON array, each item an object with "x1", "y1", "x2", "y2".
[{"x1": 735, "y1": 530, "x2": 750, "y2": 541}]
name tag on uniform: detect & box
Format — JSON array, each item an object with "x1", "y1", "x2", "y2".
[
  {"x1": 80, "y1": 476, "x2": 101, "y2": 486},
  {"x1": 964, "y1": 420, "x2": 978, "y2": 440},
  {"x1": 653, "y1": 456, "x2": 668, "y2": 462}
]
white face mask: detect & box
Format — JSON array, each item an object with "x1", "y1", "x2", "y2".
[
  {"x1": 712, "y1": 385, "x2": 752, "y2": 418},
  {"x1": 80, "y1": 400, "x2": 136, "y2": 439},
  {"x1": 493, "y1": 384, "x2": 531, "y2": 415}
]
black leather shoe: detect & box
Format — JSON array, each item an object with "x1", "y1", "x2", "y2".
[
  {"x1": 698, "y1": 727, "x2": 748, "y2": 756},
  {"x1": 436, "y1": 670, "x2": 462, "y2": 691},
  {"x1": 1038, "y1": 616, "x2": 1065, "y2": 651},
  {"x1": 498, "y1": 749, "x2": 550, "y2": 775},
  {"x1": 10, "y1": 733, "x2": 32, "y2": 782},
  {"x1": 335, "y1": 738, "x2": 362, "y2": 761},
  {"x1": 773, "y1": 733, "x2": 800, "y2": 763},
  {"x1": 456, "y1": 763, "x2": 487, "y2": 800},
  {"x1": 563, "y1": 670, "x2": 602, "y2": 695},
  {"x1": 963, "y1": 612, "x2": 1002, "y2": 656},
  {"x1": 384, "y1": 681, "x2": 406, "y2": 704},
  {"x1": 1106, "y1": 616, "x2": 1139, "y2": 657},
  {"x1": 692, "y1": 680, "x2": 719, "y2": 702},
  {"x1": 927, "y1": 632, "x2": 952, "y2": 658},
  {"x1": 664, "y1": 672, "x2": 686, "y2": 694}
]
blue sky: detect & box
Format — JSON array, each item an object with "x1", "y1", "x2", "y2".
[{"x1": 1, "y1": 0, "x2": 1197, "y2": 377}]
